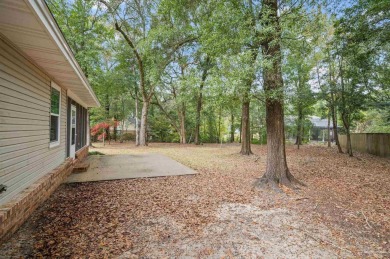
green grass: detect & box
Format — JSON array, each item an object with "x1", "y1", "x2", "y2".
[{"x1": 88, "y1": 151, "x2": 105, "y2": 155}]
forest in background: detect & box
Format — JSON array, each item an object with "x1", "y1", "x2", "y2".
[{"x1": 46, "y1": 0, "x2": 389, "y2": 153}]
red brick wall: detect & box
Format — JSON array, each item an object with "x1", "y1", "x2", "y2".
[{"x1": 0, "y1": 146, "x2": 89, "y2": 242}]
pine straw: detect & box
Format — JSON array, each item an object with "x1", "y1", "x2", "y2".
[{"x1": 1, "y1": 142, "x2": 389, "y2": 258}]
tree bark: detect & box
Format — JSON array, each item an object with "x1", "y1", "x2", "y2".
[
  {"x1": 139, "y1": 100, "x2": 149, "y2": 146},
  {"x1": 113, "y1": 21, "x2": 151, "y2": 146},
  {"x1": 239, "y1": 49, "x2": 258, "y2": 155},
  {"x1": 194, "y1": 57, "x2": 210, "y2": 145},
  {"x1": 342, "y1": 115, "x2": 353, "y2": 156},
  {"x1": 138, "y1": 92, "x2": 153, "y2": 146},
  {"x1": 346, "y1": 130, "x2": 352, "y2": 156},
  {"x1": 239, "y1": 119, "x2": 242, "y2": 143},
  {"x1": 295, "y1": 108, "x2": 303, "y2": 149},
  {"x1": 194, "y1": 88, "x2": 202, "y2": 145},
  {"x1": 339, "y1": 56, "x2": 352, "y2": 156},
  {"x1": 179, "y1": 102, "x2": 186, "y2": 144},
  {"x1": 100, "y1": 1, "x2": 155, "y2": 146},
  {"x1": 217, "y1": 106, "x2": 222, "y2": 143},
  {"x1": 327, "y1": 52, "x2": 342, "y2": 153},
  {"x1": 258, "y1": 106, "x2": 264, "y2": 145},
  {"x1": 230, "y1": 113, "x2": 235, "y2": 143},
  {"x1": 105, "y1": 94, "x2": 110, "y2": 143},
  {"x1": 256, "y1": 0, "x2": 300, "y2": 188},
  {"x1": 327, "y1": 108, "x2": 331, "y2": 147},
  {"x1": 240, "y1": 98, "x2": 253, "y2": 155},
  {"x1": 113, "y1": 117, "x2": 117, "y2": 142},
  {"x1": 135, "y1": 90, "x2": 140, "y2": 145},
  {"x1": 330, "y1": 101, "x2": 342, "y2": 153}
]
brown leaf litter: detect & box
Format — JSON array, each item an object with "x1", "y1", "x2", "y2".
[{"x1": 0, "y1": 142, "x2": 389, "y2": 258}]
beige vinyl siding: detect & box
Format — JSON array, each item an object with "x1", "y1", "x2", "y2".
[{"x1": 0, "y1": 36, "x2": 67, "y2": 205}]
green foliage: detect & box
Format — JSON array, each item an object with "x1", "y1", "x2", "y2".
[
  {"x1": 46, "y1": 0, "x2": 112, "y2": 77},
  {"x1": 332, "y1": 0, "x2": 389, "y2": 134},
  {"x1": 120, "y1": 132, "x2": 136, "y2": 142},
  {"x1": 89, "y1": 151, "x2": 105, "y2": 155},
  {"x1": 356, "y1": 109, "x2": 390, "y2": 133},
  {"x1": 48, "y1": 0, "x2": 389, "y2": 144}
]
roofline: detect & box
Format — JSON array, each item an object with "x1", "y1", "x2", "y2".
[{"x1": 25, "y1": 0, "x2": 100, "y2": 107}]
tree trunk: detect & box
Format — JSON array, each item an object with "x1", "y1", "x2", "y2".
[
  {"x1": 239, "y1": 119, "x2": 242, "y2": 143},
  {"x1": 256, "y1": 0, "x2": 299, "y2": 187},
  {"x1": 250, "y1": 119, "x2": 254, "y2": 142},
  {"x1": 218, "y1": 106, "x2": 222, "y2": 143},
  {"x1": 258, "y1": 107, "x2": 264, "y2": 145},
  {"x1": 339, "y1": 54, "x2": 352, "y2": 156},
  {"x1": 339, "y1": 52, "x2": 353, "y2": 157},
  {"x1": 135, "y1": 89, "x2": 140, "y2": 146},
  {"x1": 194, "y1": 58, "x2": 210, "y2": 145},
  {"x1": 346, "y1": 127, "x2": 353, "y2": 157},
  {"x1": 327, "y1": 109, "x2": 331, "y2": 147},
  {"x1": 240, "y1": 98, "x2": 253, "y2": 155},
  {"x1": 331, "y1": 102, "x2": 342, "y2": 153},
  {"x1": 230, "y1": 113, "x2": 235, "y2": 143},
  {"x1": 327, "y1": 51, "x2": 342, "y2": 153},
  {"x1": 239, "y1": 41, "x2": 258, "y2": 153},
  {"x1": 295, "y1": 108, "x2": 303, "y2": 149},
  {"x1": 239, "y1": 49, "x2": 258, "y2": 154},
  {"x1": 105, "y1": 94, "x2": 110, "y2": 143},
  {"x1": 179, "y1": 103, "x2": 186, "y2": 144},
  {"x1": 111, "y1": 21, "x2": 151, "y2": 146},
  {"x1": 261, "y1": 89, "x2": 295, "y2": 186},
  {"x1": 139, "y1": 100, "x2": 149, "y2": 146},
  {"x1": 194, "y1": 89, "x2": 203, "y2": 145},
  {"x1": 343, "y1": 115, "x2": 353, "y2": 157},
  {"x1": 113, "y1": 117, "x2": 117, "y2": 142}
]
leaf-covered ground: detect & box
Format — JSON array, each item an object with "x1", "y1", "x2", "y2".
[{"x1": 1, "y1": 142, "x2": 389, "y2": 258}]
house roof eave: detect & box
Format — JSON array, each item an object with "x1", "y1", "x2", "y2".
[{"x1": 26, "y1": 0, "x2": 100, "y2": 107}]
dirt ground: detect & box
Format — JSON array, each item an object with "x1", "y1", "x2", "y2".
[{"x1": 1, "y1": 142, "x2": 389, "y2": 258}]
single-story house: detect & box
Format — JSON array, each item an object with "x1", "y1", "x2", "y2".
[
  {"x1": 285, "y1": 115, "x2": 339, "y2": 142},
  {"x1": 0, "y1": 0, "x2": 100, "y2": 241}
]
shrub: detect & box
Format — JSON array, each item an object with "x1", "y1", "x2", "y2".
[
  {"x1": 120, "y1": 132, "x2": 136, "y2": 142},
  {"x1": 91, "y1": 121, "x2": 119, "y2": 142}
]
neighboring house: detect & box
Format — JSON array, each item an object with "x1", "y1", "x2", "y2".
[
  {"x1": 285, "y1": 115, "x2": 338, "y2": 142},
  {"x1": 0, "y1": 0, "x2": 100, "y2": 241},
  {"x1": 309, "y1": 116, "x2": 332, "y2": 141}
]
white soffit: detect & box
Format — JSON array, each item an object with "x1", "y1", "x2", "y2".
[{"x1": 0, "y1": 0, "x2": 100, "y2": 107}]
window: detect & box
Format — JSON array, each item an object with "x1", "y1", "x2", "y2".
[{"x1": 50, "y1": 82, "x2": 61, "y2": 147}]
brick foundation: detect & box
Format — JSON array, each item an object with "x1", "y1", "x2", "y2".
[
  {"x1": 75, "y1": 145, "x2": 89, "y2": 162},
  {"x1": 0, "y1": 146, "x2": 89, "y2": 243}
]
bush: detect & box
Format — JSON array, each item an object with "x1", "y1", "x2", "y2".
[{"x1": 120, "y1": 132, "x2": 136, "y2": 142}]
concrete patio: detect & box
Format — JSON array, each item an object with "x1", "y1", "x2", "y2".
[{"x1": 66, "y1": 154, "x2": 197, "y2": 183}]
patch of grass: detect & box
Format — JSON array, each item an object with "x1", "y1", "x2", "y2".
[{"x1": 88, "y1": 151, "x2": 105, "y2": 155}]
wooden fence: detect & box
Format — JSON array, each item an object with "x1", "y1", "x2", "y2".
[{"x1": 339, "y1": 133, "x2": 390, "y2": 157}]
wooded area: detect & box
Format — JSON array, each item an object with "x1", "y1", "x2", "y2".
[{"x1": 46, "y1": 0, "x2": 389, "y2": 184}]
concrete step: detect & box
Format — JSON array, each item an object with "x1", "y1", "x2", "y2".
[{"x1": 73, "y1": 162, "x2": 90, "y2": 173}]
